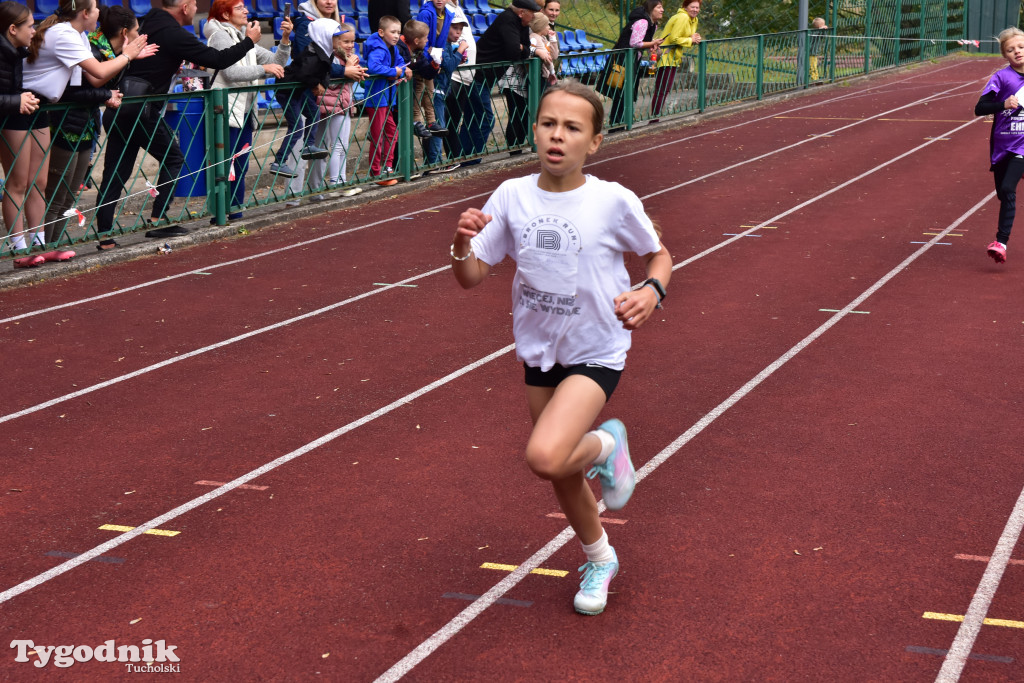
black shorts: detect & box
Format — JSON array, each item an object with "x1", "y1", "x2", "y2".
[
  {"x1": 523, "y1": 362, "x2": 622, "y2": 401},
  {"x1": 2, "y1": 94, "x2": 48, "y2": 131}
]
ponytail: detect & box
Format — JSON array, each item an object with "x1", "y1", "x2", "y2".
[{"x1": 28, "y1": 0, "x2": 96, "y2": 63}]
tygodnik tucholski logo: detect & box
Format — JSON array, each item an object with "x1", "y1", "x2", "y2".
[{"x1": 11, "y1": 639, "x2": 180, "y2": 672}]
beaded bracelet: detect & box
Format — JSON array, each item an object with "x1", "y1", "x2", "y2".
[{"x1": 450, "y1": 243, "x2": 472, "y2": 261}]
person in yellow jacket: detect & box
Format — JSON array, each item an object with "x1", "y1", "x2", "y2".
[{"x1": 651, "y1": 0, "x2": 701, "y2": 117}]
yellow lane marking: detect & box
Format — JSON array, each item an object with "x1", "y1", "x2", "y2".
[
  {"x1": 99, "y1": 524, "x2": 180, "y2": 537},
  {"x1": 923, "y1": 612, "x2": 1024, "y2": 629},
  {"x1": 924, "y1": 233, "x2": 962, "y2": 237},
  {"x1": 741, "y1": 225, "x2": 778, "y2": 229},
  {"x1": 481, "y1": 562, "x2": 568, "y2": 577}
]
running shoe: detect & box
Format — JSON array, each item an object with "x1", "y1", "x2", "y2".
[
  {"x1": 427, "y1": 122, "x2": 448, "y2": 134},
  {"x1": 301, "y1": 145, "x2": 329, "y2": 160},
  {"x1": 586, "y1": 419, "x2": 635, "y2": 511},
  {"x1": 987, "y1": 241, "x2": 1007, "y2": 264},
  {"x1": 269, "y1": 162, "x2": 297, "y2": 178},
  {"x1": 340, "y1": 186, "x2": 363, "y2": 197},
  {"x1": 574, "y1": 547, "x2": 619, "y2": 615}
]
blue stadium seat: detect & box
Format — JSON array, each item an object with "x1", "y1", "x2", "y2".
[
  {"x1": 252, "y1": 0, "x2": 278, "y2": 20},
  {"x1": 197, "y1": 18, "x2": 207, "y2": 41},
  {"x1": 273, "y1": 16, "x2": 284, "y2": 40},
  {"x1": 478, "y1": 0, "x2": 500, "y2": 15},
  {"x1": 576, "y1": 29, "x2": 600, "y2": 51},
  {"x1": 561, "y1": 30, "x2": 580, "y2": 53},
  {"x1": 485, "y1": 11, "x2": 497, "y2": 25},
  {"x1": 472, "y1": 14, "x2": 488, "y2": 35},
  {"x1": 355, "y1": 0, "x2": 369, "y2": 15},
  {"x1": 130, "y1": 0, "x2": 152, "y2": 17},
  {"x1": 34, "y1": 0, "x2": 59, "y2": 22},
  {"x1": 338, "y1": 0, "x2": 355, "y2": 18},
  {"x1": 561, "y1": 55, "x2": 583, "y2": 78},
  {"x1": 356, "y1": 14, "x2": 371, "y2": 40}
]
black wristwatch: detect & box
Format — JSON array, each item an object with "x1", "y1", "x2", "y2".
[{"x1": 643, "y1": 278, "x2": 667, "y2": 305}]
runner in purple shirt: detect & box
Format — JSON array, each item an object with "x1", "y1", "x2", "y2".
[{"x1": 975, "y1": 27, "x2": 1024, "y2": 263}]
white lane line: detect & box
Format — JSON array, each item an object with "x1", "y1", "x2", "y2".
[
  {"x1": 0, "y1": 343, "x2": 516, "y2": 606},
  {"x1": 0, "y1": 266, "x2": 447, "y2": 425},
  {"x1": 0, "y1": 64, "x2": 980, "y2": 325},
  {"x1": 936, "y1": 484, "x2": 1024, "y2": 681},
  {"x1": 0, "y1": 115, "x2": 983, "y2": 426},
  {"x1": 372, "y1": 191, "x2": 996, "y2": 683}
]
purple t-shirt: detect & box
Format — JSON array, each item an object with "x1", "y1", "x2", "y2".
[{"x1": 982, "y1": 65, "x2": 1024, "y2": 165}]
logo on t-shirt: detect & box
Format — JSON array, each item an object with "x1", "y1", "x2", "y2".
[
  {"x1": 520, "y1": 215, "x2": 580, "y2": 252},
  {"x1": 516, "y1": 214, "x2": 582, "y2": 314}
]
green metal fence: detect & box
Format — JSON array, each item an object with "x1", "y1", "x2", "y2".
[{"x1": 0, "y1": 0, "x2": 968, "y2": 262}]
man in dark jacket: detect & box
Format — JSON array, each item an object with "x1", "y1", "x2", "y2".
[
  {"x1": 474, "y1": 0, "x2": 549, "y2": 154},
  {"x1": 367, "y1": 0, "x2": 411, "y2": 38},
  {"x1": 94, "y1": 0, "x2": 261, "y2": 243}
]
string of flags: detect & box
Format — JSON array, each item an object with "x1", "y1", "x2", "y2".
[{"x1": 957, "y1": 39, "x2": 981, "y2": 47}]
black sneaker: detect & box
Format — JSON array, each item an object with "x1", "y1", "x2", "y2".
[
  {"x1": 427, "y1": 122, "x2": 448, "y2": 134},
  {"x1": 413, "y1": 122, "x2": 433, "y2": 139},
  {"x1": 145, "y1": 226, "x2": 190, "y2": 239}
]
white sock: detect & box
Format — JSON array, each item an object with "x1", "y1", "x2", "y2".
[
  {"x1": 581, "y1": 530, "x2": 614, "y2": 564},
  {"x1": 589, "y1": 429, "x2": 616, "y2": 466},
  {"x1": 9, "y1": 234, "x2": 27, "y2": 251},
  {"x1": 32, "y1": 232, "x2": 44, "y2": 246}
]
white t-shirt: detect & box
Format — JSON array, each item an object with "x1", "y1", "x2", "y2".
[
  {"x1": 471, "y1": 174, "x2": 661, "y2": 372},
  {"x1": 22, "y1": 23, "x2": 94, "y2": 102}
]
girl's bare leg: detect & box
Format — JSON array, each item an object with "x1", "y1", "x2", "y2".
[{"x1": 525, "y1": 375, "x2": 608, "y2": 545}]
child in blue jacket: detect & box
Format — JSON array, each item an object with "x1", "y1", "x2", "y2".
[
  {"x1": 362, "y1": 15, "x2": 410, "y2": 183},
  {"x1": 424, "y1": 16, "x2": 469, "y2": 167},
  {"x1": 415, "y1": 0, "x2": 454, "y2": 135}
]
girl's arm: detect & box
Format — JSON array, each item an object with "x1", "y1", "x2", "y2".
[
  {"x1": 613, "y1": 241, "x2": 672, "y2": 331},
  {"x1": 976, "y1": 90, "x2": 1009, "y2": 116},
  {"x1": 451, "y1": 208, "x2": 492, "y2": 289},
  {"x1": 82, "y1": 35, "x2": 153, "y2": 87}
]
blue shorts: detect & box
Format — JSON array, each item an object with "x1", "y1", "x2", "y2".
[{"x1": 523, "y1": 362, "x2": 621, "y2": 401}]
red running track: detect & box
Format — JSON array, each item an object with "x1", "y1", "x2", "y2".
[{"x1": 2, "y1": 55, "x2": 1024, "y2": 681}]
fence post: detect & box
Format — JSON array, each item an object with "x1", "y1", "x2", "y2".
[
  {"x1": 527, "y1": 57, "x2": 541, "y2": 149},
  {"x1": 624, "y1": 48, "x2": 635, "y2": 129},
  {"x1": 894, "y1": 0, "x2": 903, "y2": 66},
  {"x1": 697, "y1": 40, "x2": 706, "y2": 112},
  {"x1": 864, "y1": 0, "x2": 872, "y2": 74},
  {"x1": 397, "y1": 77, "x2": 413, "y2": 180},
  {"x1": 756, "y1": 33, "x2": 764, "y2": 100},
  {"x1": 210, "y1": 88, "x2": 228, "y2": 227}
]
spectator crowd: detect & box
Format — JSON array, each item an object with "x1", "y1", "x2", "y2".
[{"x1": 0, "y1": 0, "x2": 686, "y2": 268}]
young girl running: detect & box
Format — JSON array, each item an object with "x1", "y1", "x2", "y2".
[
  {"x1": 976, "y1": 27, "x2": 1024, "y2": 264},
  {"x1": 450, "y1": 79, "x2": 672, "y2": 615}
]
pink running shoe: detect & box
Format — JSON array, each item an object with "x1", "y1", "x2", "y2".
[
  {"x1": 586, "y1": 419, "x2": 635, "y2": 511},
  {"x1": 987, "y1": 241, "x2": 1007, "y2": 264}
]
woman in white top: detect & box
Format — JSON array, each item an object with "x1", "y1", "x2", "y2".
[{"x1": 22, "y1": 0, "x2": 153, "y2": 249}]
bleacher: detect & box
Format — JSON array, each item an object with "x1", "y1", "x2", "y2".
[{"x1": 555, "y1": 28, "x2": 608, "y2": 80}]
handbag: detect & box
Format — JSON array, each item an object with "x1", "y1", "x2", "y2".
[{"x1": 606, "y1": 63, "x2": 625, "y2": 90}]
